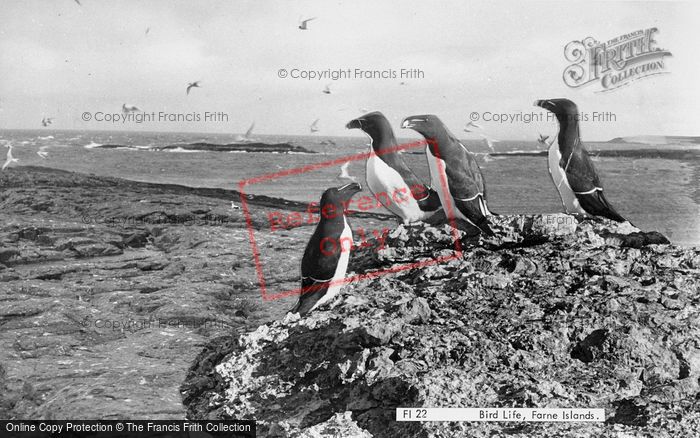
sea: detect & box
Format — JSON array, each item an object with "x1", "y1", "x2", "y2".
[{"x1": 1, "y1": 129, "x2": 698, "y2": 246}]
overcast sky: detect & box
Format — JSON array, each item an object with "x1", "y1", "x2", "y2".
[{"x1": 0, "y1": 0, "x2": 697, "y2": 140}]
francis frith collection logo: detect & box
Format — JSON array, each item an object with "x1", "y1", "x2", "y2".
[{"x1": 563, "y1": 27, "x2": 672, "y2": 92}]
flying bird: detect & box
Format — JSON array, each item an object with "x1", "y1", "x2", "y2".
[
  {"x1": 479, "y1": 133, "x2": 499, "y2": 153},
  {"x1": 298, "y1": 17, "x2": 316, "y2": 30},
  {"x1": 244, "y1": 122, "x2": 255, "y2": 139},
  {"x1": 122, "y1": 104, "x2": 142, "y2": 113},
  {"x1": 37, "y1": 145, "x2": 50, "y2": 159},
  {"x1": 534, "y1": 98, "x2": 627, "y2": 222},
  {"x1": 322, "y1": 83, "x2": 331, "y2": 94},
  {"x1": 145, "y1": 27, "x2": 150, "y2": 35},
  {"x1": 402, "y1": 114, "x2": 494, "y2": 235},
  {"x1": 186, "y1": 81, "x2": 201, "y2": 95},
  {"x1": 235, "y1": 122, "x2": 255, "y2": 142},
  {"x1": 337, "y1": 162, "x2": 356, "y2": 182},
  {"x1": 41, "y1": 117, "x2": 54, "y2": 127},
  {"x1": 310, "y1": 119, "x2": 320, "y2": 133},
  {"x1": 2, "y1": 144, "x2": 18, "y2": 171},
  {"x1": 537, "y1": 133, "x2": 555, "y2": 148},
  {"x1": 463, "y1": 121, "x2": 482, "y2": 132},
  {"x1": 74, "y1": 0, "x2": 81, "y2": 6}
]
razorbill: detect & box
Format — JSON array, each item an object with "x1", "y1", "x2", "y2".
[
  {"x1": 346, "y1": 111, "x2": 442, "y2": 223},
  {"x1": 291, "y1": 182, "x2": 362, "y2": 316},
  {"x1": 402, "y1": 114, "x2": 494, "y2": 235},
  {"x1": 534, "y1": 98, "x2": 627, "y2": 222}
]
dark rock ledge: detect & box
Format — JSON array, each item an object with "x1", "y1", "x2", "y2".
[{"x1": 183, "y1": 215, "x2": 700, "y2": 437}]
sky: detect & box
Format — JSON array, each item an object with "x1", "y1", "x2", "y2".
[{"x1": 0, "y1": 0, "x2": 698, "y2": 140}]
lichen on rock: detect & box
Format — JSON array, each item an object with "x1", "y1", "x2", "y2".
[{"x1": 190, "y1": 215, "x2": 699, "y2": 437}]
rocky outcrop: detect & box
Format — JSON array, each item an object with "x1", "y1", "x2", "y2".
[
  {"x1": 2, "y1": 166, "x2": 698, "y2": 434},
  {"x1": 0, "y1": 166, "x2": 322, "y2": 419},
  {"x1": 184, "y1": 216, "x2": 700, "y2": 437}
]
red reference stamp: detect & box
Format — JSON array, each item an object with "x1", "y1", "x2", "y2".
[{"x1": 239, "y1": 138, "x2": 463, "y2": 301}]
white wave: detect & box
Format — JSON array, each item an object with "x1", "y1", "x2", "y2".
[
  {"x1": 163, "y1": 147, "x2": 203, "y2": 153},
  {"x1": 83, "y1": 141, "x2": 103, "y2": 149},
  {"x1": 497, "y1": 150, "x2": 545, "y2": 155}
]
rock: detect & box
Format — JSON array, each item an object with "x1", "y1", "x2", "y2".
[
  {"x1": 482, "y1": 273, "x2": 511, "y2": 289},
  {"x1": 399, "y1": 297, "x2": 431, "y2": 324},
  {"x1": 123, "y1": 230, "x2": 151, "y2": 248},
  {"x1": 610, "y1": 398, "x2": 649, "y2": 426},
  {"x1": 272, "y1": 411, "x2": 373, "y2": 438},
  {"x1": 570, "y1": 329, "x2": 609, "y2": 363},
  {"x1": 602, "y1": 231, "x2": 671, "y2": 248},
  {"x1": 528, "y1": 213, "x2": 579, "y2": 236},
  {"x1": 184, "y1": 211, "x2": 699, "y2": 437},
  {"x1": 2, "y1": 166, "x2": 697, "y2": 435},
  {"x1": 0, "y1": 248, "x2": 20, "y2": 264},
  {"x1": 0, "y1": 166, "x2": 308, "y2": 421},
  {"x1": 72, "y1": 243, "x2": 123, "y2": 258}
]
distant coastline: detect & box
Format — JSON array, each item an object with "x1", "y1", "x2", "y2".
[
  {"x1": 607, "y1": 135, "x2": 700, "y2": 145},
  {"x1": 94, "y1": 142, "x2": 316, "y2": 154},
  {"x1": 487, "y1": 149, "x2": 699, "y2": 160}
]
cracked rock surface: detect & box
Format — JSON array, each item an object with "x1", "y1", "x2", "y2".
[{"x1": 185, "y1": 215, "x2": 699, "y2": 437}]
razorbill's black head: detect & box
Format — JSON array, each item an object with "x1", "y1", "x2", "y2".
[
  {"x1": 534, "y1": 98, "x2": 579, "y2": 126},
  {"x1": 346, "y1": 111, "x2": 395, "y2": 152},
  {"x1": 319, "y1": 182, "x2": 362, "y2": 218},
  {"x1": 400, "y1": 114, "x2": 443, "y2": 140}
]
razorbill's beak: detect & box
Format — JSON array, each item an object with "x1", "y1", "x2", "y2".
[
  {"x1": 338, "y1": 182, "x2": 362, "y2": 195},
  {"x1": 401, "y1": 116, "x2": 427, "y2": 129},
  {"x1": 534, "y1": 99, "x2": 556, "y2": 111},
  {"x1": 345, "y1": 119, "x2": 363, "y2": 130}
]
